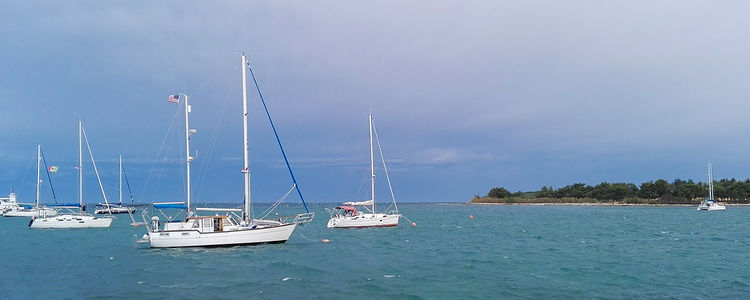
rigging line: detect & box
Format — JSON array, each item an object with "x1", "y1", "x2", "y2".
[
  {"x1": 247, "y1": 63, "x2": 309, "y2": 213},
  {"x1": 81, "y1": 126, "x2": 112, "y2": 214},
  {"x1": 39, "y1": 147, "x2": 58, "y2": 203},
  {"x1": 258, "y1": 184, "x2": 296, "y2": 219},
  {"x1": 121, "y1": 162, "x2": 135, "y2": 204},
  {"x1": 137, "y1": 103, "x2": 182, "y2": 200},
  {"x1": 195, "y1": 78, "x2": 234, "y2": 203},
  {"x1": 372, "y1": 119, "x2": 398, "y2": 213}
]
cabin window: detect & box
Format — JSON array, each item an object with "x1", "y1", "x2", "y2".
[
  {"x1": 191, "y1": 220, "x2": 199, "y2": 228},
  {"x1": 203, "y1": 219, "x2": 212, "y2": 228}
]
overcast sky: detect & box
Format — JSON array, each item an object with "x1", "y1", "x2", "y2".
[{"x1": 1, "y1": 1, "x2": 749, "y2": 204}]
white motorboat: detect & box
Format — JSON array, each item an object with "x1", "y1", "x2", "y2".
[
  {"x1": 0, "y1": 191, "x2": 19, "y2": 215},
  {"x1": 327, "y1": 113, "x2": 402, "y2": 228},
  {"x1": 697, "y1": 163, "x2": 726, "y2": 211},
  {"x1": 3, "y1": 145, "x2": 58, "y2": 218},
  {"x1": 138, "y1": 54, "x2": 313, "y2": 248},
  {"x1": 30, "y1": 121, "x2": 113, "y2": 228}
]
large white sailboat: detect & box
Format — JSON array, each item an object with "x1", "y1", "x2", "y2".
[
  {"x1": 3, "y1": 145, "x2": 58, "y2": 217},
  {"x1": 327, "y1": 113, "x2": 402, "y2": 228},
  {"x1": 94, "y1": 155, "x2": 136, "y2": 215},
  {"x1": 698, "y1": 162, "x2": 726, "y2": 211},
  {"x1": 30, "y1": 121, "x2": 114, "y2": 228},
  {"x1": 138, "y1": 54, "x2": 313, "y2": 248}
]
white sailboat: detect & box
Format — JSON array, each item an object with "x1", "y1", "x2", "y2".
[
  {"x1": 698, "y1": 162, "x2": 725, "y2": 211},
  {"x1": 138, "y1": 54, "x2": 313, "y2": 248},
  {"x1": 30, "y1": 121, "x2": 114, "y2": 228},
  {"x1": 327, "y1": 113, "x2": 402, "y2": 228},
  {"x1": 3, "y1": 145, "x2": 58, "y2": 217},
  {"x1": 94, "y1": 155, "x2": 136, "y2": 214}
]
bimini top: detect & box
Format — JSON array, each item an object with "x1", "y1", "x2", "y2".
[{"x1": 335, "y1": 206, "x2": 357, "y2": 213}]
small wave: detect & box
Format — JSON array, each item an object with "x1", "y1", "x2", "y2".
[{"x1": 384, "y1": 274, "x2": 400, "y2": 278}]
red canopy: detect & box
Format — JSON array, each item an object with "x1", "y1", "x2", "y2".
[{"x1": 335, "y1": 206, "x2": 357, "y2": 213}]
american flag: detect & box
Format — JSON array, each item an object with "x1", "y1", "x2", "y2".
[{"x1": 167, "y1": 94, "x2": 180, "y2": 104}]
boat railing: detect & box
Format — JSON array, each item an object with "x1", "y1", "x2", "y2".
[
  {"x1": 289, "y1": 212, "x2": 315, "y2": 224},
  {"x1": 387, "y1": 210, "x2": 400, "y2": 215}
]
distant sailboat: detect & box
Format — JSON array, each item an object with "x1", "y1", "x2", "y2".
[
  {"x1": 30, "y1": 121, "x2": 114, "y2": 228},
  {"x1": 698, "y1": 163, "x2": 726, "y2": 211},
  {"x1": 327, "y1": 112, "x2": 402, "y2": 228},
  {"x1": 3, "y1": 145, "x2": 58, "y2": 218},
  {"x1": 94, "y1": 155, "x2": 136, "y2": 214},
  {"x1": 137, "y1": 53, "x2": 313, "y2": 248}
]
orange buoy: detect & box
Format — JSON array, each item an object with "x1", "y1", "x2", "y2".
[
  {"x1": 322, "y1": 239, "x2": 330, "y2": 243},
  {"x1": 411, "y1": 222, "x2": 417, "y2": 227},
  {"x1": 469, "y1": 215, "x2": 474, "y2": 219}
]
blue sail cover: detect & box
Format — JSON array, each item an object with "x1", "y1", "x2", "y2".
[
  {"x1": 19, "y1": 204, "x2": 33, "y2": 209},
  {"x1": 154, "y1": 203, "x2": 187, "y2": 210}
]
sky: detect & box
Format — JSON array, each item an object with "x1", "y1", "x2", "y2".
[{"x1": 1, "y1": 1, "x2": 750, "y2": 204}]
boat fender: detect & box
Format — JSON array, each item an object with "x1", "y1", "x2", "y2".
[{"x1": 28, "y1": 216, "x2": 35, "y2": 227}]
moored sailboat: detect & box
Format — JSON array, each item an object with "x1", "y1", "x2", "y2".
[
  {"x1": 327, "y1": 113, "x2": 402, "y2": 228},
  {"x1": 698, "y1": 162, "x2": 725, "y2": 211},
  {"x1": 3, "y1": 145, "x2": 58, "y2": 218},
  {"x1": 138, "y1": 54, "x2": 313, "y2": 248},
  {"x1": 94, "y1": 155, "x2": 136, "y2": 214},
  {"x1": 30, "y1": 121, "x2": 113, "y2": 228}
]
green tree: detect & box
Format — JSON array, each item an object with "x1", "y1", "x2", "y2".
[{"x1": 488, "y1": 187, "x2": 512, "y2": 198}]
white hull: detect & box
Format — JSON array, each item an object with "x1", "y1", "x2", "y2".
[
  {"x1": 94, "y1": 206, "x2": 135, "y2": 214},
  {"x1": 30, "y1": 214, "x2": 113, "y2": 228},
  {"x1": 145, "y1": 223, "x2": 297, "y2": 248},
  {"x1": 4, "y1": 208, "x2": 58, "y2": 218},
  {"x1": 698, "y1": 204, "x2": 726, "y2": 211},
  {"x1": 327, "y1": 213, "x2": 400, "y2": 228}
]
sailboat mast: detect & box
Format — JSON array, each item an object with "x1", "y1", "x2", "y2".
[
  {"x1": 184, "y1": 94, "x2": 192, "y2": 212},
  {"x1": 241, "y1": 54, "x2": 252, "y2": 222},
  {"x1": 36, "y1": 145, "x2": 41, "y2": 208},
  {"x1": 708, "y1": 163, "x2": 714, "y2": 200},
  {"x1": 369, "y1": 112, "x2": 375, "y2": 213},
  {"x1": 78, "y1": 121, "x2": 83, "y2": 212},
  {"x1": 119, "y1": 155, "x2": 122, "y2": 205}
]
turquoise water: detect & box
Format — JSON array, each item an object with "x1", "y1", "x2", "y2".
[{"x1": 1, "y1": 203, "x2": 749, "y2": 299}]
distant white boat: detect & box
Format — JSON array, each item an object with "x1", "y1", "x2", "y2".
[
  {"x1": 94, "y1": 156, "x2": 136, "y2": 215},
  {"x1": 327, "y1": 112, "x2": 402, "y2": 228},
  {"x1": 0, "y1": 191, "x2": 19, "y2": 214},
  {"x1": 138, "y1": 54, "x2": 313, "y2": 248},
  {"x1": 30, "y1": 121, "x2": 113, "y2": 228},
  {"x1": 698, "y1": 163, "x2": 725, "y2": 211},
  {"x1": 3, "y1": 145, "x2": 58, "y2": 218}
]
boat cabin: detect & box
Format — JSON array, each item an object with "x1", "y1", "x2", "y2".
[
  {"x1": 334, "y1": 206, "x2": 359, "y2": 217},
  {"x1": 185, "y1": 215, "x2": 240, "y2": 233}
]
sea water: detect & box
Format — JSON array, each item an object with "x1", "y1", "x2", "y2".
[{"x1": 1, "y1": 203, "x2": 749, "y2": 299}]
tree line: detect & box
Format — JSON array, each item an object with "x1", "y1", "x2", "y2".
[{"x1": 484, "y1": 178, "x2": 750, "y2": 203}]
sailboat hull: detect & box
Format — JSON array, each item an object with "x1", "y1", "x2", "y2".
[
  {"x1": 4, "y1": 208, "x2": 58, "y2": 218},
  {"x1": 29, "y1": 214, "x2": 113, "y2": 228},
  {"x1": 327, "y1": 213, "x2": 400, "y2": 228},
  {"x1": 146, "y1": 223, "x2": 297, "y2": 248}
]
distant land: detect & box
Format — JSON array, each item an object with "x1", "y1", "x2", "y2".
[{"x1": 472, "y1": 178, "x2": 750, "y2": 205}]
